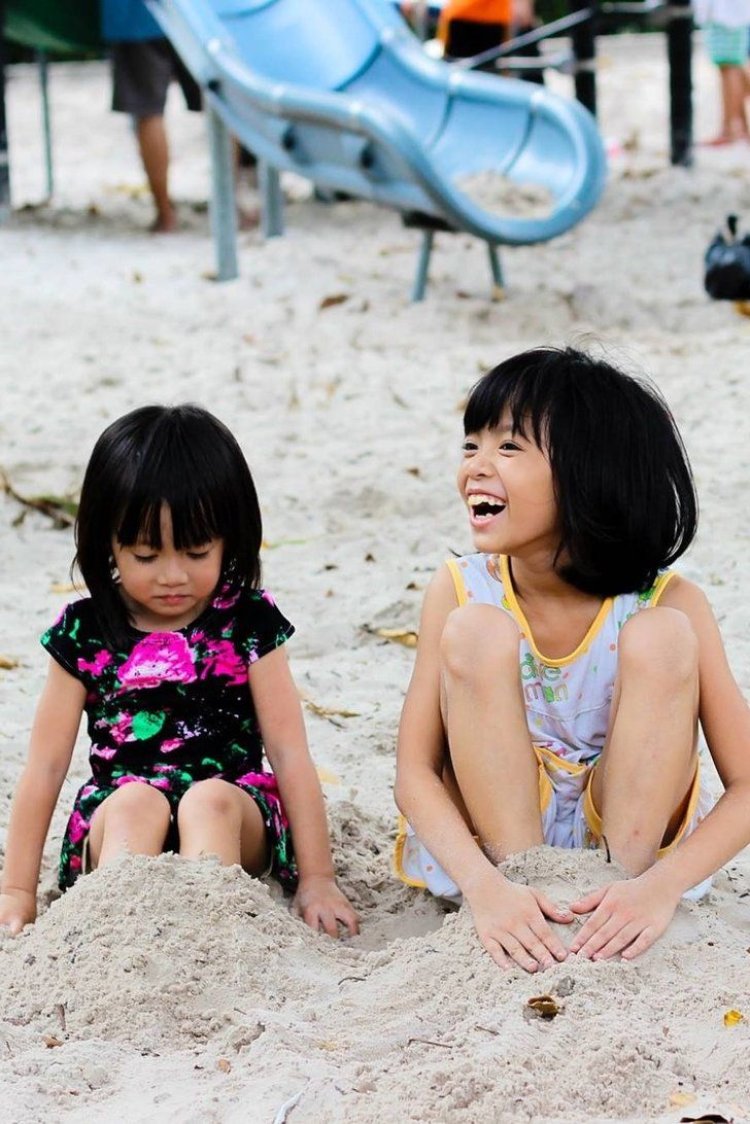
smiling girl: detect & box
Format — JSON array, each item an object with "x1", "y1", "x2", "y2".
[{"x1": 395, "y1": 346, "x2": 750, "y2": 973}]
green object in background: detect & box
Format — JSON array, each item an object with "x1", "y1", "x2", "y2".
[{"x1": 4, "y1": 0, "x2": 102, "y2": 53}]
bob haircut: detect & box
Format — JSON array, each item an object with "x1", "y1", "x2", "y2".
[
  {"x1": 74, "y1": 404, "x2": 262, "y2": 645},
  {"x1": 463, "y1": 347, "x2": 698, "y2": 597}
]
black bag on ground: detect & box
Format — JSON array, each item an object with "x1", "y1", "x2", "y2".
[{"x1": 704, "y1": 214, "x2": 750, "y2": 300}]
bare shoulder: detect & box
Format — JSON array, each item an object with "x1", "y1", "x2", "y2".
[
  {"x1": 419, "y1": 563, "x2": 460, "y2": 632},
  {"x1": 658, "y1": 573, "x2": 714, "y2": 618}
]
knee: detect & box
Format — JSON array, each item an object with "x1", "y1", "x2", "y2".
[
  {"x1": 440, "y1": 604, "x2": 520, "y2": 682},
  {"x1": 618, "y1": 607, "x2": 698, "y2": 685},
  {"x1": 177, "y1": 779, "x2": 240, "y2": 826},
  {"x1": 103, "y1": 781, "x2": 171, "y2": 827}
]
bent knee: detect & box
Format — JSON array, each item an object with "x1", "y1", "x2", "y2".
[
  {"x1": 99, "y1": 781, "x2": 171, "y2": 823},
  {"x1": 440, "y1": 604, "x2": 520, "y2": 680},
  {"x1": 177, "y1": 778, "x2": 242, "y2": 822},
  {"x1": 619, "y1": 606, "x2": 698, "y2": 683}
]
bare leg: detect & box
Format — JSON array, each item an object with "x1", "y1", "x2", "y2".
[
  {"x1": 88, "y1": 783, "x2": 172, "y2": 868},
  {"x1": 440, "y1": 604, "x2": 543, "y2": 862},
  {"x1": 590, "y1": 607, "x2": 699, "y2": 876},
  {"x1": 135, "y1": 115, "x2": 177, "y2": 232},
  {"x1": 177, "y1": 779, "x2": 269, "y2": 872},
  {"x1": 718, "y1": 66, "x2": 750, "y2": 141}
]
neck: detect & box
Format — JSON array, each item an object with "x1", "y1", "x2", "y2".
[{"x1": 506, "y1": 552, "x2": 597, "y2": 607}]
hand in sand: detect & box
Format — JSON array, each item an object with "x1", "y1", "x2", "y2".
[
  {"x1": 0, "y1": 889, "x2": 36, "y2": 935},
  {"x1": 568, "y1": 871, "x2": 681, "y2": 962},
  {"x1": 292, "y1": 875, "x2": 359, "y2": 938},
  {"x1": 465, "y1": 870, "x2": 573, "y2": 973}
]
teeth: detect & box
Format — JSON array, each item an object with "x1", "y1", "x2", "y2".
[{"x1": 468, "y1": 494, "x2": 505, "y2": 507}]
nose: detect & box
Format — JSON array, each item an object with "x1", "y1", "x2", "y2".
[{"x1": 158, "y1": 555, "x2": 188, "y2": 586}]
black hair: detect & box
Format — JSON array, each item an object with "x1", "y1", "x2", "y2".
[
  {"x1": 463, "y1": 346, "x2": 698, "y2": 596},
  {"x1": 74, "y1": 404, "x2": 262, "y2": 645}
]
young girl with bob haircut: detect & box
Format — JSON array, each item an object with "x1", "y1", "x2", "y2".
[
  {"x1": 0, "y1": 405, "x2": 358, "y2": 938},
  {"x1": 395, "y1": 346, "x2": 750, "y2": 973}
]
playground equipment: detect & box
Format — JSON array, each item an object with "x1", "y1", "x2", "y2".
[{"x1": 147, "y1": 0, "x2": 607, "y2": 298}]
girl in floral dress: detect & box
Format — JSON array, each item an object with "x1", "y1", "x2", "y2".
[{"x1": 0, "y1": 405, "x2": 357, "y2": 938}]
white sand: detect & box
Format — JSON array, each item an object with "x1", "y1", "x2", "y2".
[{"x1": 1, "y1": 32, "x2": 749, "y2": 1123}]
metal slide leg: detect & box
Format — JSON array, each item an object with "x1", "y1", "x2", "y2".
[
  {"x1": 411, "y1": 230, "x2": 434, "y2": 302},
  {"x1": 667, "y1": 0, "x2": 693, "y2": 167},
  {"x1": 259, "y1": 161, "x2": 284, "y2": 238},
  {"x1": 206, "y1": 106, "x2": 238, "y2": 281},
  {"x1": 38, "y1": 51, "x2": 53, "y2": 199},
  {"x1": 0, "y1": 13, "x2": 10, "y2": 224},
  {"x1": 488, "y1": 243, "x2": 504, "y2": 299}
]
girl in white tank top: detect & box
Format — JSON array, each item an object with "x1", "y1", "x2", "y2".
[{"x1": 395, "y1": 346, "x2": 750, "y2": 974}]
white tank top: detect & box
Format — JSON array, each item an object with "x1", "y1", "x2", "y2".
[{"x1": 446, "y1": 554, "x2": 674, "y2": 767}]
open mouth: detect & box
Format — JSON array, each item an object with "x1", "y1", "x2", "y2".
[{"x1": 468, "y1": 493, "x2": 506, "y2": 523}]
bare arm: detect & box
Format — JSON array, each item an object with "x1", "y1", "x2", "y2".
[
  {"x1": 0, "y1": 660, "x2": 85, "y2": 933},
  {"x1": 248, "y1": 646, "x2": 358, "y2": 936}
]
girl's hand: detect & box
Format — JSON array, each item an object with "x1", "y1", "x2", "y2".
[
  {"x1": 465, "y1": 871, "x2": 573, "y2": 972},
  {"x1": 292, "y1": 875, "x2": 360, "y2": 938},
  {"x1": 0, "y1": 889, "x2": 37, "y2": 935},
  {"x1": 568, "y1": 872, "x2": 681, "y2": 962}
]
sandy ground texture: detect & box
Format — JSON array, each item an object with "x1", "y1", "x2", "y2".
[{"x1": 1, "y1": 30, "x2": 749, "y2": 1124}]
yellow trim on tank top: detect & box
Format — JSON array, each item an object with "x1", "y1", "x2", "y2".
[{"x1": 499, "y1": 555, "x2": 613, "y2": 667}]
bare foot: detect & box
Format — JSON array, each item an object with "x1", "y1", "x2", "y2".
[
  {"x1": 150, "y1": 207, "x2": 178, "y2": 233},
  {"x1": 698, "y1": 133, "x2": 750, "y2": 147},
  {"x1": 237, "y1": 205, "x2": 260, "y2": 231}
]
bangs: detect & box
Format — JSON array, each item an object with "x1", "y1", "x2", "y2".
[
  {"x1": 113, "y1": 416, "x2": 231, "y2": 548},
  {"x1": 463, "y1": 353, "x2": 555, "y2": 447},
  {"x1": 115, "y1": 492, "x2": 222, "y2": 549}
]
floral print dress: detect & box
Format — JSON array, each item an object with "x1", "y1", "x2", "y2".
[{"x1": 41, "y1": 583, "x2": 298, "y2": 891}]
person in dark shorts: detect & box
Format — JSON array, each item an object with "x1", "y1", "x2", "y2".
[{"x1": 101, "y1": 0, "x2": 202, "y2": 231}]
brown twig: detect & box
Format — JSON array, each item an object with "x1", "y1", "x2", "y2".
[{"x1": 0, "y1": 468, "x2": 77, "y2": 529}]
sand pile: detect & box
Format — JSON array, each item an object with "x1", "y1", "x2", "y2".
[{"x1": 1, "y1": 847, "x2": 748, "y2": 1122}]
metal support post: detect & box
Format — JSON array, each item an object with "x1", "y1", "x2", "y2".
[
  {"x1": 37, "y1": 50, "x2": 54, "y2": 199},
  {"x1": 411, "y1": 229, "x2": 434, "y2": 301},
  {"x1": 569, "y1": 0, "x2": 597, "y2": 118},
  {"x1": 487, "y1": 243, "x2": 504, "y2": 297},
  {"x1": 258, "y1": 161, "x2": 284, "y2": 238},
  {"x1": 206, "y1": 105, "x2": 238, "y2": 281},
  {"x1": 0, "y1": 3, "x2": 10, "y2": 224},
  {"x1": 666, "y1": 0, "x2": 693, "y2": 167}
]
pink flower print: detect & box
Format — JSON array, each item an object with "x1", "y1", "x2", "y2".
[
  {"x1": 91, "y1": 745, "x2": 118, "y2": 760},
  {"x1": 78, "y1": 650, "x2": 113, "y2": 678},
  {"x1": 67, "y1": 810, "x2": 89, "y2": 845},
  {"x1": 212, "y1": 584, "x2": 241, "y2": 611},
  {"x1": 160, "y1": 738, "x2": 182, "y2": 754},
  {"x1": 261, "y1": 590, "x2": 277, "y2": 607},
  {"x1": 118, "y1": 633, "x2": 197, "y2": 691},
  {"x1": 200, "y1": 639, "x2": 247, "y2": 685},
  {"x1": 69, "y1": 855, "x2": 82, "y2": 873},
  {"x1": 108, "y1": 714, "x2": 134, "y2": 745}
]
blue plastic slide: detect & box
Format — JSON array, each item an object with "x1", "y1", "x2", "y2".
[{"x1": 148, "y1": 0, "x2": 607, "y2": 298}]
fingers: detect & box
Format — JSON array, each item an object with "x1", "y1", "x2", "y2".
[
  {"x1": 620, "y1": 927, "x2": 656, "y2": 961},
  {"x1": 483, "y1": 922, "x2": 564, "y2": 973},
  {"x1": 299, "y1": 902, "x2": 360, "y2": 939},
  {"x1": 569, "y1": 886, "x2": 607, "y2": 915}
]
